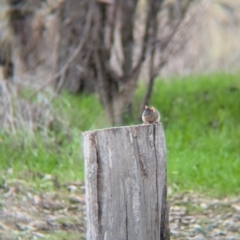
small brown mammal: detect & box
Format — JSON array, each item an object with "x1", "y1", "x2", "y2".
[{"x1": 142, "y1": 105, "x2": 160, "y2": 124}]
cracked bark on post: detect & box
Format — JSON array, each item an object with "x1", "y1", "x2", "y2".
[{"x1": 83, "y1": 123, "x2": 169, "y2": 240}]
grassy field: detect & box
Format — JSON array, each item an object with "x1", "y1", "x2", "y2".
[
  {"x1": 0, "y1": 73, "x2": 239, "y2": 196},
  {"x1": 151, "y1": 73, "x2": 240, "y2": 195}
]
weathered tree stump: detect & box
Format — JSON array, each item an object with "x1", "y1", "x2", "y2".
[{"x1": 83, "y1": 123, "x2": 169, "y2": 240}]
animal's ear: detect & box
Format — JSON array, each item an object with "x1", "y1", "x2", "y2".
[
  {"x1": 150, "y1": 107, "x2": 155, "y2": 112},
  {"x1": 145, "y1": 105, "x2": 148, "y2": 109}
]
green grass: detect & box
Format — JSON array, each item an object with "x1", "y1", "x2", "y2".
[
  {"x1": 0, "y1": 128, "x2": 83, "y2": 185},
  {"x1": 0, "y1": 72, "x2": 239, "y2": 196},
  {"x1": 0, "y1": 93, "x2": 108, "y2": 188},
  {"x1": 150, "y1": 73, "x2": 240, "y2": 195}
]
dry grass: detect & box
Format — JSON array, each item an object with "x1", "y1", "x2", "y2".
[{"x1": 0, "y1": 75, "x2": 64, "y2": 135}]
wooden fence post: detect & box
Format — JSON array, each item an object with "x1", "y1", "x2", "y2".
[{"x1": 83, "y1": 123, "x2": 169, "y2": 240}]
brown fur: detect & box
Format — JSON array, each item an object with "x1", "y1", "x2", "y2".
[{"x1": 142, "y1": 106, "x2": 160, "y2": 124}]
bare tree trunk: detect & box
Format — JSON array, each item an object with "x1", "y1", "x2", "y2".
[
  {"x1": 4, "y1": 0, "x2": 193, "y2": 125},
  {"x1": 83, "y1": 123, "x2": 169, "y2": 239},
  {"x1": 120, "y1": 0, "x2": 137, "y2": 75},
  {"x1": 56, "y1": 0, "x2": 96, "y2": 93},
  {"x1": 6, "y1": 0, "x2": 44, "y2": 75},
  {"x1": 140, "y1": 0, "x2": 193, "y2": 118},
  {"x1": 0, "y1": 41, "x2": 14, "y2": 79}
]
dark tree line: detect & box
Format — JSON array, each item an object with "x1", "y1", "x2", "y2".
[{"x1": 0, "y1": 0, "x2": 193, "y2": 125}]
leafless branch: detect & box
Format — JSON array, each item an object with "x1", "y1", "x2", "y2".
[
  {"x1": 0, "y1": 80, "x2": 16, "y2": 134},
  {"x1": 139, "y1": 0, "x2": 164, "y2": 116},
  {"x1": 28, "y1": 0, "x2": 95, "y2": 99},
  {"x1": 154, "y1": 0, "x2": 206, "y2": 76},
  {"x1": 124, "y1": 0, "x2": 164, "y2": 84}
]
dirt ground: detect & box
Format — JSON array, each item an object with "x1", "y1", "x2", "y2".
[{"x1": 0, "y1": 176, "x2": 240, "y2": 240}]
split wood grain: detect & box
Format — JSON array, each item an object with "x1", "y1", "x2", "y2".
[{"x1": 83, "y1": 123, "x2": 169, "y2": 240}]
